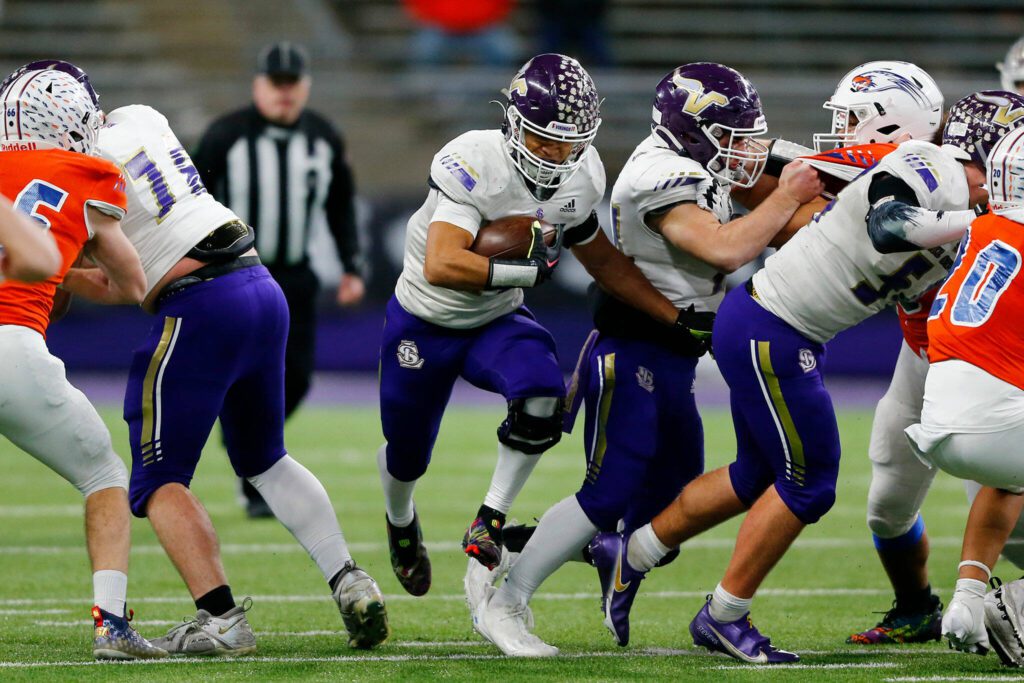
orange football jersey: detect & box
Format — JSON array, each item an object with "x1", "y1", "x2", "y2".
[
  {"x1": 0, "y1": 149, "x2": 126, "y2": 336},
  {"x1": 927, "y1": 212, "x2": 1024, "y2": 390},
  {"x1": 897, "y1": 287, "x2": 937, "y2": 358}
]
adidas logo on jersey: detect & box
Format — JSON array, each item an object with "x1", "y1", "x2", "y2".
[{"x1": 560, "y1": 199, "x2": 576, "y2": 214}]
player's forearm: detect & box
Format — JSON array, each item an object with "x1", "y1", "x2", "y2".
[
  {"x1": 62, "y1": 268, "x2": 120, "y2": 303},
  {"x1": 0, "y1": 201, "x2": 60, "y2": 282},
  {"x1": 578, "y1": 245, "x2": 677, "y2": 326},
  {"x1": 422, "y1": 250, "x2": 491, "y2": 290}
]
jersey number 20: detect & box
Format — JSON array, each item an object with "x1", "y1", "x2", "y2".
[{"x1": 931, "y1": 239, "x2": 1021, "y2": 327}]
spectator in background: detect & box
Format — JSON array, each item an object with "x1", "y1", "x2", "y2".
[
  {"x1": 192, "y1": 41, "x2": 365, "y2": 518},
  {"x1": 998, "y1": 35, "x2": 1024, "y2": 94},
  {"x1": 536, "y1": 0, "x2": 612, "y2": 68},
  {"x1": 405, "y1": 0, "x2": 520, "y2": 66}
]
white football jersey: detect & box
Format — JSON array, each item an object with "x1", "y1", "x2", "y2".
[
  {"x1": 97, "y1": 105, "x2": 239, "y2": 296},
  {"x1": 611, "y1": 134, "x2": 732, "y2": 312},
  {"x1": 753, "y1": 140, "x2": 967, "y2": 343},
  {"x1": 394, "y1": 130, "x2": 605, "y2": 329}
]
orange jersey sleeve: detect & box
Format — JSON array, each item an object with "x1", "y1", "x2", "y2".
[
  {"x1": 0, "y1": 149, "x2": 127, "y2": 337},
  {"x1": 897, "y1": 286, "x2": 938, "y2": 358},
  {"x1": 927, "y1": 212, "x2": 1024, "y2": 390}
]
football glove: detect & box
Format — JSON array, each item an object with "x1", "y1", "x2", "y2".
[{"x1": 673, "y1": 304, "x2": 715, "y2": 357}]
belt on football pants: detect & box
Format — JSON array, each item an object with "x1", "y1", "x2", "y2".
[
  {"x1": 744, "y1": 278, "x2": 761, "y2": 302},
  {"x1": 156, "y1": 254, "x2": 262, "y2": 307}
]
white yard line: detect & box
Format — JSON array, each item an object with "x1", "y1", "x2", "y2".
[
  {"x1": 0, "y1": 536, "x2": 979, "y2": 555},
  {"x1": 5, "y1": 587, "x2": 895, "y2": 609}
]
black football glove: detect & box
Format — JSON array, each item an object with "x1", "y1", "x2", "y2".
[
  {"x1": 486, "y1": 221, "x2": 563, "y2": 289},
  {"x1": 672, "y1": 304, "x2": 716, "y2": 357}
]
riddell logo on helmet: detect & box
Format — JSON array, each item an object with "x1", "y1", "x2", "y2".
[
  {"x1": 0, "y1": 141, "x2": 38, "y2": 151},
  {"x1": 547, "y1": 121, "x2": 578, "y2": 134}
]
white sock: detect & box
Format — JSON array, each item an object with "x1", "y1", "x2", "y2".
[
  {"x1": 248, "y1": 455, "x2": 352, "y2": 582},
  {"x1": 709, "y1": 582, "x2": 753, "y2": 623},
  {"x1": 483, "y1": 443, "x2": 542, "y2": 514},
  {"x1": 377, "y1": 444, "x2": 416, "y2": 526},
  {"x1": 93, "y1": 569, "x2": 127, "y2": 617},
  {"x1": 627, "y1": 524, "x2": 671, "y2": 572},
  {"x1": 496, "y1": 495, "x2": 598, "y2": 607}
]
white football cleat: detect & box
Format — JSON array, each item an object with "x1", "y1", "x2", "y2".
[
  {"x1": 944, "y1": 585, "x2": 990, "y2": 655},
  {"x1": 473, "y1": 585, "x2": 558, "y2": 657},
  {"x1": 985, "y1": 579, "x2": 1024, "y2": 667},
  {"x1": 151, "y1": 598, "x2": 257, "y2": 656},
  {"x1": 332, "y1": 563, "x2": 391, "y2": 649},
  {"x1": 465, "y1": 546, "x2": 513, "y2": 623}
]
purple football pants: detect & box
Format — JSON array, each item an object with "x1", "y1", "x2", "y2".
[
  {"x1": 569, "y1": 332, "x2": 704, "y2": 532},
  {"x1": 125, "y1": 266, "x2": 289, "y2": 517},
  {"x1": 379, "y1": 295, "x2": 565, "y2": 482},
  {"x1": 713, "y1": 284, "x2": 841, "y2": 524}
]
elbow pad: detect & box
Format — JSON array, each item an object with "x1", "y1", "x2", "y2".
[{"x1": 867, "y1": 201, "x2": 975, "y2": 254}]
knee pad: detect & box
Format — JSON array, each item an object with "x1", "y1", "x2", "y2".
[{"x1": 497, "y1": 397, "x2": 563, "y2": 455}]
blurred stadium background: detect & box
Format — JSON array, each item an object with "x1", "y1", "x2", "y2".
[{"x1": 4, "y1": 0, "x2": 1024, "y2": 381}]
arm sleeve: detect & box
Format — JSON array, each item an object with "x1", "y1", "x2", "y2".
[
  {"x1": 866, "y1": 173, "x2": 975, "y2": 253},
  {"x1": 563, "y1": 210, "x2": 601, "y2": 247},
  {"x1": 323, "y1": 129, "x2": 363, "y2": 276}
]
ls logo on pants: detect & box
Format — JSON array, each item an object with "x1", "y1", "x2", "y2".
[{"x1": 397, "y1": 340, "x2": 425, "y2": 369}]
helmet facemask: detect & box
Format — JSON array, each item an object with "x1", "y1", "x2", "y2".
[
  {"x1": 697, "y1": 119, "x2": 768, "y2": 188},
  {"x1": 503, "y1": 96, "x2": 599, "y2": 189}
]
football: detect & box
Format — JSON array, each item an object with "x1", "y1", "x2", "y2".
[{"x1": 470, "y1": 216, "x2": 557, "y2": 259}]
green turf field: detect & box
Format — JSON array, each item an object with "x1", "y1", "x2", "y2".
[{"x1": 0, "y1": 405, "x2": 1017, "y2": 681}]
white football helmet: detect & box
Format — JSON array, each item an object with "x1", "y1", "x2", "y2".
[
  {"x1": 998, "y1": 36, "x2": 1024, "y2": 94},
  {"x1": 813, "y1": 61, "x2": 944, "y2": 152},
  {"x1": 986, "y1": 125, "x2": 1024, "y2": 223},
  {"x1": 0, "y1": 69, "x2": 101, "y2": 154}
]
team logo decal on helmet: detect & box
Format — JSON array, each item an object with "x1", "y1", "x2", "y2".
[
  {"x1": 0, "y1": 67, "x2": 101, "y2": 154},
  {"x1": 651, "y1": 62, "x2": 768, "y2": 188},
  {"x1": 814, "y1": 61, "x2": 943, "y2": 152},
  {"x1": 942, "y1": 90, "x2": 1024, "y2": 168},
  {"x1": 501, "y1": 53, "x2": 601, "y2": 189}
]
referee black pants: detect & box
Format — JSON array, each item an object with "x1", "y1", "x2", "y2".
[{"x1": 268, "y1": 264, "x2": 320, "y2": 418}]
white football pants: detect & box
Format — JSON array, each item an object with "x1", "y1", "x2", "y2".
[{"x1": 0, "y1": 325, "x2": 127, "y2": 496}]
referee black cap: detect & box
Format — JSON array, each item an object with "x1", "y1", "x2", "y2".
[{"x1": 257, "y1": 41, "x2": 309, "y2": 78}]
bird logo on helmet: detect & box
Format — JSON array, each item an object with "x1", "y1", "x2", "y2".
[
  {"x1": 501, "y1": 53, "x2": 602, "y2": 190},
  {"x1": 0, "y1": 67, "x2": 101, "y2": 155},
  {"x1": 651, "y1": 62, "x2": 768, "y2": 188},
  {"x1": 942, "y1": 90, "x2": 1024, "y2": 169},
  {"x1": 814, "y1": 61, "x2": 943, "y2": 152}
]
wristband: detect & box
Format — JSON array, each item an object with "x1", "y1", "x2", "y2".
[
  {"x1": 487, "y1": 259, "x2": 538, "y2": 289},
  {"x1": 958, "y1": 560, "x2": 992, "y2": 581}
]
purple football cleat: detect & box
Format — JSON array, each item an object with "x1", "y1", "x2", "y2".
[
  {"x1": 689, "y1": 598, "x2": 799, "y2": 664},
  {"x1": 589, "y1": 531, "x2": 647, "y2": 646}
]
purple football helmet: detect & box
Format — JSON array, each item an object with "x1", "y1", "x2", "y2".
[
  {"x1": 652, "y1": 62, "x2": 768, "y2": 187},
  {"x1": 502, "y1": 53, "x2": 601, "y2": 189},
  {"x1": 0, "y1": 60, "x2": 99, "y2": 108},
  {"x1": 942, "y1": 90, "x2": 1024, "y2": 168}
]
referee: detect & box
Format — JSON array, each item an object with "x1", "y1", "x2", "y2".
[{"x1": 193, "y1": 41, "x2": 365, "y2": 517}]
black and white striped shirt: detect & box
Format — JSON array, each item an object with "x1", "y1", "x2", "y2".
[{"x1": 192, "y1": 105, "x2": 362, "y2": 274}]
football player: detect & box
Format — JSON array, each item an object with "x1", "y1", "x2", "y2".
[
  {"x1": 606, "y1": 90, "x2": 1024, "y2": 663},
  {"x1": 998, "y1": 36, "x2": 1024, "y2": 95},
  {"x1": 378, "y1": 53, "x2": 689, "y2": 602},
  {"x1": 468, "y1": 62, "x2": 824, "y2": 657},
  {"x1": 0, "y1": 65, "x2": 164, "y2": 660},
  {"x1": 38, "y1": 65, "x2": 390, "y2": 652},
  {"x1": 906, "y1": 126, "x2": 1024, "y2": 661}
]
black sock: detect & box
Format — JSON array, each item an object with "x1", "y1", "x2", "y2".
[
  {"x1": 195, "y1": 585, "x2": 236, "y2": 617},
  {"x1": 895, "y1": 584, "x2": 936, "y2": 613},
  {"x1": 477, "y1": 504, "x2": 506, "y2": 543}
]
